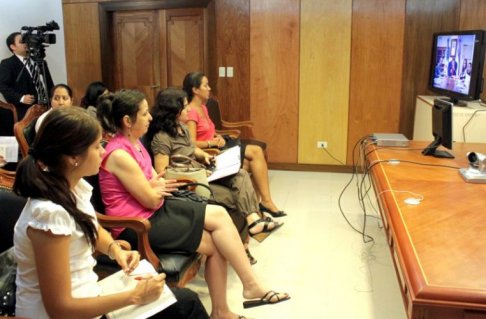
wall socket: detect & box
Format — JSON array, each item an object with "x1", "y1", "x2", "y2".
[{"x1": 317, "y1": 141, "x2": 328, "y2": 149}]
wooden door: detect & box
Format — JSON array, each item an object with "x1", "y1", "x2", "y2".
[
  {"x1": 112, "y1": 8, "x2": 205, "y2": 106},
  {"x1": 113, "y1": 10, "x2": 160, "y2": 107},
  {"x1": 166, "y1": 9, "x2": 205, "y2": 88}
]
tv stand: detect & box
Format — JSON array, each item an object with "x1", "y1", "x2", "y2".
[{"x1": 446, "y1": 97, "x2": 468, "y2": 107}]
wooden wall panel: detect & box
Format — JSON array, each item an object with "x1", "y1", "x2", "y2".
[
  {"x1": 347, "y1": 0, "x2": 406, "y2": 164},
  {"x1": 63, "y1": 2, "x2": 103, "y2": 103},
  {"x1": 214, "y1": 0, "x2": 250, "y2": 122},
  {"x1": 399, "y1": 0, "x2": 460, "y2": 139},
  {"x1": 250, "y1": 0, "x2": 300, "y2": 163},
  {"x1": 460, "y1": 0, "x2": 486, "y2": 102},
  {"x1": 299, "y1": 0, "x2": 351, "y2": 165}
]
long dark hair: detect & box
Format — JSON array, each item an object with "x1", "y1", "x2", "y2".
[
  {"x1": 13, "y1": 107, "x2": 101, "y2": 247},
  {"x1": 80, "y1": 81, "x2": 108, "y2": 108},
  {"x1": 97, "y1": 89, "x2": 145, "y2": 134},
  {"x1": 182, "y1": 72, "x2": 205, "y2": 103},
  {"x1": 147, "y1": 88, "x2": 187, "y2": 141}
]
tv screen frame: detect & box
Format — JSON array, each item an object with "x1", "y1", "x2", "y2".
[{"x1": 428, "y1": 30, "x2": 486, "y2": 105}]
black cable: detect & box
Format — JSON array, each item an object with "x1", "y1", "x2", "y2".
[
  {"x1": 462, "y1": 110, "x2": 486, "y2": 142},
  {"x1": 323, "y1": 148, "x2": 346, "y2": 166},
  {"x1": 364, "y1": 147, "x2": 426, "y2": 162},
  {"x1": 337, "y1": 135, "x2": 374, "y2": 243}
]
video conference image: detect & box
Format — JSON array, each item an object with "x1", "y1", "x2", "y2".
[{"x1": 432, "y1": 34, "x2": 476, "y2": 95}]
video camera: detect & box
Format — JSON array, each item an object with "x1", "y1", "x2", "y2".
[{"x1": 21, "y1": 21, "x2": 59, "y2": 61}]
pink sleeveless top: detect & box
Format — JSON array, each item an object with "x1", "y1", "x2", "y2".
[
  {"x1": 186, "y1": 104, "x2": 215, "y2": 141},
  {"x1": 99, "y1": 133, "x2": 163, "y2": 238}
]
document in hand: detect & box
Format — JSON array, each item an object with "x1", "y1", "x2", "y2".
[
  {"x1": 98, "y1": 259, "x2": 177, "y2": 319},
  {"x1": 207, "y1": 146, "x2": 241, "y2": 182},
  {"x1": 0, "y1": 137, "x2": 19, "y2": 162}
]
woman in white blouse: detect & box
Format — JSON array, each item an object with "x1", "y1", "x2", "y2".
[{"x1": 13, "y1": 107, "x2": 208, "y2": 319}]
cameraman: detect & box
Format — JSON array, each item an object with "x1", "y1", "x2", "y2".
[{"x1": 0, "y1": 32, "x2": 53, "y2": 134}]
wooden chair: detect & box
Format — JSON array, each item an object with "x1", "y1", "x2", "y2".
[
  {"x1": 205, "y1": 95, "x2": 268, "y2": 158},
  {"x1": 0, "y1": 168, "x2": 15, "y2": 191},
  {"x1": 85, "y1": 174, "x2": 206, "y2": 288},
  {"x1": 13, "y1": 104, "x2": 47, "y2": 158},
  {"x1": 0, "y1": 100, "x2": 18, "y2": 124}
]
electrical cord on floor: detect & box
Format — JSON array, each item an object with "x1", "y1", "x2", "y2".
[
  {"x1": 337, "y1": 135, "x2": 375, "y2": 243},
  {"x1": 323, "y1": 147, "x2": 346, "y2": 166}
]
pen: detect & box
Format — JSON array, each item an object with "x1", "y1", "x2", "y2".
[{"x1": 134, "y1": 276, "x2": 151, "y2": 281}]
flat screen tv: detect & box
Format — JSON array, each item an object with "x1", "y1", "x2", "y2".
[{"x1": 429, "y1": 30, "x2": 486, "y2": 106}]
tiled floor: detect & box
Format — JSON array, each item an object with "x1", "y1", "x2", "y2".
[{"x1": 187, "y1": 170, "x2": 408, "y2": 319}]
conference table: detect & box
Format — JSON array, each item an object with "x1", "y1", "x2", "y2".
[{"x1": 368, "y1": 141, "x2": 486, "y2": 319}]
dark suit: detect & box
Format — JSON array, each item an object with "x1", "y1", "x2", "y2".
[
  {"x1": 448, "y1": 59, "x2": 458, "y2": 77},
  {"x1": 0, "y1": 55, "x2": 53, "y2": 119},
  {"x1": 0, "y1": 55, "x2": 53, "y2": 137}
]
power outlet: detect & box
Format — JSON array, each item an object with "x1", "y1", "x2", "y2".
[{"x1": 317, "y1": 141, "x2": 328, "y2": 149}]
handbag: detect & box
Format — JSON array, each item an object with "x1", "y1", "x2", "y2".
[
  {"x1": 164, "y1": 155, "x2": 211, "y2": 198},
  {"x1": 0, "y1": 247, "x2": 16, "y2": 317},
  {"x1": 168, "y1": 182, "x2": 216, "y2": 203}
]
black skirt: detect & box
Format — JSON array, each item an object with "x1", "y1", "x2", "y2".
[{"x1": 118, "y1": 200, "x2": 206, "y2": 254}]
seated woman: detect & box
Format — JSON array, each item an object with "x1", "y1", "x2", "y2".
[
  {"x1": 183, "y1": 72, "x2": 286, "y2": 218},
  {"x1": 80, "y1": 81, "x2": 109, "y2": 118},
  {"x1": 146, "y1": 88, "x2": 283, "y2": 247},
  {"x1": 13, "y1": 107, "x2": 209, "y2": 319},
  {"x1": 35, "y1": 83, "x2": 73, "y2": 132},
  {"x1": 97, "y1": 89, "x2": 290, "y2": 318}
]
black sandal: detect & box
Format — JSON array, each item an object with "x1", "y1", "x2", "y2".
[
  {"x1": 248, "y1": 218, "x2": 283, "y2": 243},
  {"x1": 259, "y1": 203, "x2": 287, "y2": 218},
  {"x1": 243, "y1": 290, "x2": 291, "y2": 309}
]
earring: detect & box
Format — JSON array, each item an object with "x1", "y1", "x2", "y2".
[{"x1": 74, "y1": 162, "x2": 78, "y2": 167}]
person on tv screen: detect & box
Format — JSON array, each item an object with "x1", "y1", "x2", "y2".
[
  {"x1": 435, "y1": 56, "x2": 445, "y2": 78},
  {"x1": 448, "y1": 58, "x2": 458, "y2": 77},
  {"x1": 459, "y1": 58, "x2": 468, "y2": 80}
]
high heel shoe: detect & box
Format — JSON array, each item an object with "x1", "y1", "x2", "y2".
[
  {"x1": 259, "y1": 203, "x2": 287, "y2": 218},
  {"x1": 246, "y1": 248, "x2": 257, "y2": 265},
  {"x1": 248, "y1": 218, "x2": 283, "y2": 243}
]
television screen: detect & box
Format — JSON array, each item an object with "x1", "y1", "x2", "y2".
[{"x1": 429, "y1": 30, "x2": 486, "y2": 105}]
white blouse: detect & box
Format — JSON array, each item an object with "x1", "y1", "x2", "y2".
[{"x1": 14, "y1": 179, "x2": 102, "y2": 319}]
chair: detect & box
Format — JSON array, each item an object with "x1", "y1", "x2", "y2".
[
  {"x1": 0, "y1": 100, "x2": 18, "y2": 124},
  {"x1": 84, "y1": 174, "x2": 205, "y2": 288},
  {"x1": 205, "y1": 96, "x2": 267, "y2": 154},
  {"x1": 13, "y1": 104, "x2": 47, "y2": 158}
]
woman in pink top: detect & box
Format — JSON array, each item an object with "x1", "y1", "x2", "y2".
[
  {"x1": 183, "y1": 72, "x2": 287, "y2": 218},
  {"x1": 97, "y1": 90, "x2": 290, "y2": 317}
]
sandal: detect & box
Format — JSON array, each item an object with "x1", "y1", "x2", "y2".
[
  {"x1": 259, "y1": 203, "x2": 287, "y2": 218},
  {"x1": 245, "y1": 248, "x2": 257, "y2": 265},
  {"x1": 243, "y1": 290, "x2": 291, "y2": 309},
  {"x1": 248, "y1": 218, "x2": 283, "y2": 243}
]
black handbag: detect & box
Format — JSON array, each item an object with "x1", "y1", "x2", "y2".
[
  {"x1": 0, "y1": 247, "x2": 17, "y2": 317},
  {"x1": 168, "y1": 182, "x2": 216, "y2": 203}
]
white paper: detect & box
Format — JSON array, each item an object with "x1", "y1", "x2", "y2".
[
  {"x1": 0, "y1": 137, "x2": 19, "y2": 162},
  {"x1": 207, "y1": 146, "x2": 241, "y2": 182},
  {"x1": 98, "y1": 260, "x2": 177, "y2": 319}
]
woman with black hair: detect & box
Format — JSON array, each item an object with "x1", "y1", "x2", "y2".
[
  {"x1": 13, "y1": 107, "x2": 208, "y2": 318},
  {"x1": 183, "y1": 72, "x2": 287, "y2": 218},
  {"x1": 80, "y1": 81, "x2": 109, "y2": 118},
  {"x1": 97, "y1": 89, "x2": 290, "y2": 318},
  {"x1": 146, "y1": 87, "x2": 283, "y2": 246},
  {"x1": 35, "y1": 83, "x2": 74, "y2": 132}
]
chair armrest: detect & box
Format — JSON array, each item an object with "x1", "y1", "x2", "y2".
[
  {"x1": 173, "y1": 177, "x2": 198, "y2": 192},
  {"x1": 96, "y1": 213, "x2": 160, "y2": 270},
  {"x1": 0, "y1": 168, "x2": 16, "y2": 190},
  {"x1": 216, "y1": 129, "x2": 241, "y2": 139},
  {"x1": 221, "y1": 120, "x2": 253, "y2": 129},
  {"x1": 203, "y1": 148, "x2": 221, "y2": 156},
  {"x1": 0, "y1": 100, "x2": 18, "y2": 123}
]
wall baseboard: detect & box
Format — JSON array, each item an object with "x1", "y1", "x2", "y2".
[{"x1": 268, "y1": 163, "x2": 353, "y2": 173}]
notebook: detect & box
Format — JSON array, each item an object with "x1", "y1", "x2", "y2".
[
  {"x1": 98, "y1": 259, "x2": 177, "y2": 319},
  {"x1": 207, "y1": 146, "x2": 241, "y2": 182}
]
